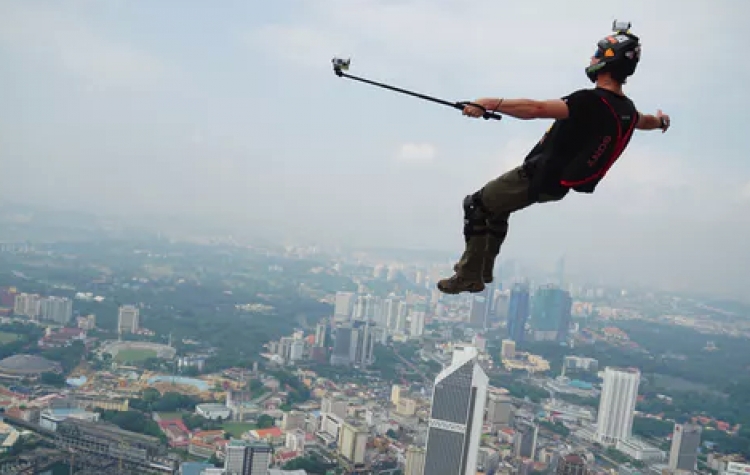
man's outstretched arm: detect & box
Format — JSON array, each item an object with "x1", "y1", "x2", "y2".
[
  {"x1": 466, "y1": 98, "x2": 570, "y2": 120},
  {"x1": 636, "y1": 109, "x2": 670, "y2": 132}
]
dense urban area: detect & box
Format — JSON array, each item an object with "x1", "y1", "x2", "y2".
[{"x1": 0, "y1": 207, "x2": 748, "y2": 475}]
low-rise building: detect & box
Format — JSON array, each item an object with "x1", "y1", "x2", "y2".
[{"x1": 196, "y1": 403, "x2": 231, "y2": 420}]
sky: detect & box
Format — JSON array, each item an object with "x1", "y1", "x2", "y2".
[{"x1": 0, "y1": 0, "x2": 748, "y2": 297}]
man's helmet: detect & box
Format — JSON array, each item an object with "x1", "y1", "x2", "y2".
[{"x1": 586, "y1": 20, "x2": 642, "y2": 83}]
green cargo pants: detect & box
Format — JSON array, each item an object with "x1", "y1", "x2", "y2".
[{"x1": 453, "y1": 165, "x2": 568, "y2": 284}]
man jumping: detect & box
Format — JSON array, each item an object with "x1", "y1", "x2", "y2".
[{"x1": 437, "y1": 22, "x2": 671, "y2": 295}]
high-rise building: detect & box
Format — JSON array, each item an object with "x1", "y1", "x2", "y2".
[
  {"x1": 669, "y1": 423, "x2": 702, "y2": 472},
  {"x1": 354, "y1": 295, "x2": 380, "y2": 321},
  {"x1": 405, "y1": 445, "x2": 426, "y2": 475},
  {"x1": 382, "y1": 297, "x2": 401, "y2": 330},
  {"x1": 117, "y1": 305, "x2": 140, "y2": 334},
  {"x1": 468, "y1": 295, "x2": 488, "y2": 329},
  {"x1": 224, "y1": 440, "x2": 272, "y2": 475},
  {"x1": 321, "y1": 396, "x2": 348, "y2": 419},
  {"x1": 486, "y1": 393, "x2": 513, "y2": 432},
  {"x1": 330, "y1": 325, "x2": 357, "y2": 366},
  {"x1": 513, "y1": 421, "x2": 538, "y2": 460},
  {"x1": 334, "y1": 291, "x2": 355, "y2": 322},
  {"x1": 595, "y1": 367, "x2": 641, "y2": 445},
  {"x1": 353, "y1": 321, "x2": 376, "y2": 368},
  {"x1": 423, "y1": 346, "x2": 488, "y2": 475},
  {"x1": 530, "y1": 285, "x2": 572, "y2": 342},
  {"x1": 409, "y1": 302, "x2": 426, "y2": 338},
  {"x1": 13, "y1": 293, "x2": 41, "y2": 318},
  {"x1": 314, "y1": 322, "x2": 327, "y2": 347},
  {"x1": 395, "y1": 301, "x2": 409, "y2": 334},
  {"x1": 338, "y1": 422, "x2": 368, "y2": 465},
  {"x1": 40, "y1": 296, "x2": 73, "y2": 324},
  {"x1": 506, "y1": 283, "x2": 530, "y2": 342}
]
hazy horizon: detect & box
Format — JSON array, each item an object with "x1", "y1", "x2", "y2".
[{"x1": 1, "y1": 1, "x2": 748, "y2": 298}]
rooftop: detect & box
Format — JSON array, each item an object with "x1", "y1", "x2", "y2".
[
  {"x1": 0, "y1": 354, "x2": 59, "y2": 374},
  {"x1": 58, "y1": 418, "x2": 161, "y2": 445}
]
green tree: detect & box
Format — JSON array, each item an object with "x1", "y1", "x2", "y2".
[{"x1": 256, "y1": 414, "x2": 275, "y2": 429}]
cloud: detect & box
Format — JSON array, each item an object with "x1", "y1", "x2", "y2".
[
  {"x1": 396, "y1": 143, "x2": 437, "y2": 163},
  {"x1": 241, "y1": 0, "x2": 737, "y2": 99},
  {"x1": 0, "y1": 3, "x2": 165, "y2": 91},
  {"x1": 741, "y1": 182, "x2": 750, "y2": 201},
  {"x1": 241, "y1": 25, "x2": 355, "y2": 72}
]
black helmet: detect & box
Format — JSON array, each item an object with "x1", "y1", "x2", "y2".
[{"x1": 586, "y1": 21, "x2": 641, "y2": 83}]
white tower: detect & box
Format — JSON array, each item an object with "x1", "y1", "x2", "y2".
[
  {"x1": 595, "y1": 367, "x2": 641, "y2": 445},
  {"x1": 423, "y1": 346, "x2": 488, "y2": 475}
]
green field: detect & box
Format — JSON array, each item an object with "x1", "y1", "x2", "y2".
[
  {"x1": 0, "y1": 331, "x2": 20, "y2": 344},
  {"x1": 114, "y1": 348, "x2": 158, "y2": 362},
  {"x1": 222, "y1": 422, "x2": 256, "y2": 437}
]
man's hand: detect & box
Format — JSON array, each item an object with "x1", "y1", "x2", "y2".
[
  {"x1": 657, "y1": 109, "x2": 670, "y2": 133},
  {"x1": 462, "y1": 101, "x2": 490, "y2": 118},
  {"x1": 636, "y1": 109, "x2": 672, "y2": 132}
]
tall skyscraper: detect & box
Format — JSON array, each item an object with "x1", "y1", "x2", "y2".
[
  {"x1": 353, "y1": 321, "x2": 376, "y2": 367},
  {"x1": 669, "y1": 423, "x2": 702, "y2": 472},
  {"x1": 513, "y1": 421, "x2": 538, "y2": 459},
  {"x1": 506, "y1": 283, "x2": 530, "y2": 342},
  {"x1": 40, "y1": 296, "x2": 73, "y2": 324},
  {"x1": 13, "y1": 293, "x2": 41, "y2": 318},
  {"x1": 117, "y1": 305, "x2": 140, "y2": 334},
  {"x1": 382, "y1": 297, "x2": 401, "y2": 330},
  {"x1": 409, "y1": 303, "x2": 426, "y2": 338},
  {"x1": 314, "y1": 322, "x2": 327, "y2": 347},
  {"x1": 330, "y1": 324, "x2": 357, "y2": 366},
  {"x1": 334, "y1": 291, "x2": 355, "y2": 322},
  {"x1": 595, "y1": 367, "x2": 641, "y2": 445},
  {"x1": 530, "y1": 285, "x2": 572, "y2": 342},
  {"x1": 354, "y1": 294, "x2": 380, "y2": 321},
  {"x1": 468, "y1": 295, "x2": 487, "y2": 329},
  {"x1": 423, "y1": 346, "x2": 488, "y2": 475}
]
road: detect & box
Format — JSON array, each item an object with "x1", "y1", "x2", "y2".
[{"x1": 391, "y1": 347, "x2": 432, "y2": 386}]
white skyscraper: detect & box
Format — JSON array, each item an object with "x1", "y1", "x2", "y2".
[
  {"x1": 334, "y1": 291, "x2": 355, "y2": 322},
  {"x1": 40, "y1": 296, "x2": 73, "y2": 324},
  {"x1": 409, "y1": 307, "x2": 425, "y2": 338},
  {"x1": 595, "y1": 367, "x2": 641, "y2": 445},
  {"x1": 117, "y1": 305, "x2": 140, "y2": 334},
  {"x1": 423, "y1": 345, "x2": 488, "y2": 475}
]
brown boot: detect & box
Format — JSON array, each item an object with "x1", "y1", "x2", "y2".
[
  {"x1": 451, "y1": 233, "x2": 501, "y2": 284},
  {"x1": 454, "y1": 262, "x2": 493, "y2": 284},
  {"x1": 437, "y1": 274, "x2": 485, "y2": 294},
  {"x1": 439, "y1": 235, "x2": 487, "y2": 294}
]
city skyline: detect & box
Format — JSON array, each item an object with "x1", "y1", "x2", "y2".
[{"x1": 0, "y1": 235, "x2": 748, "y2": 473}]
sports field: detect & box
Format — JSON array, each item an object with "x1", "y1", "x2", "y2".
[
  {"x1": 0, "y1": 331, "x2": 20, "y2": 344},
  {"x1": 114, "y1": 348, "x2": 158, "y2": 362}
]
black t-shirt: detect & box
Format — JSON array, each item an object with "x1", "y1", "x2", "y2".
[{"x1": 523, "y1": 87, "x2": 638, "y2": 195}]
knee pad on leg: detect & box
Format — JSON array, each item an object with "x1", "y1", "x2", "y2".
[{"x1": 463, "y1": 192, "x2": 488, "y2": 242}]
